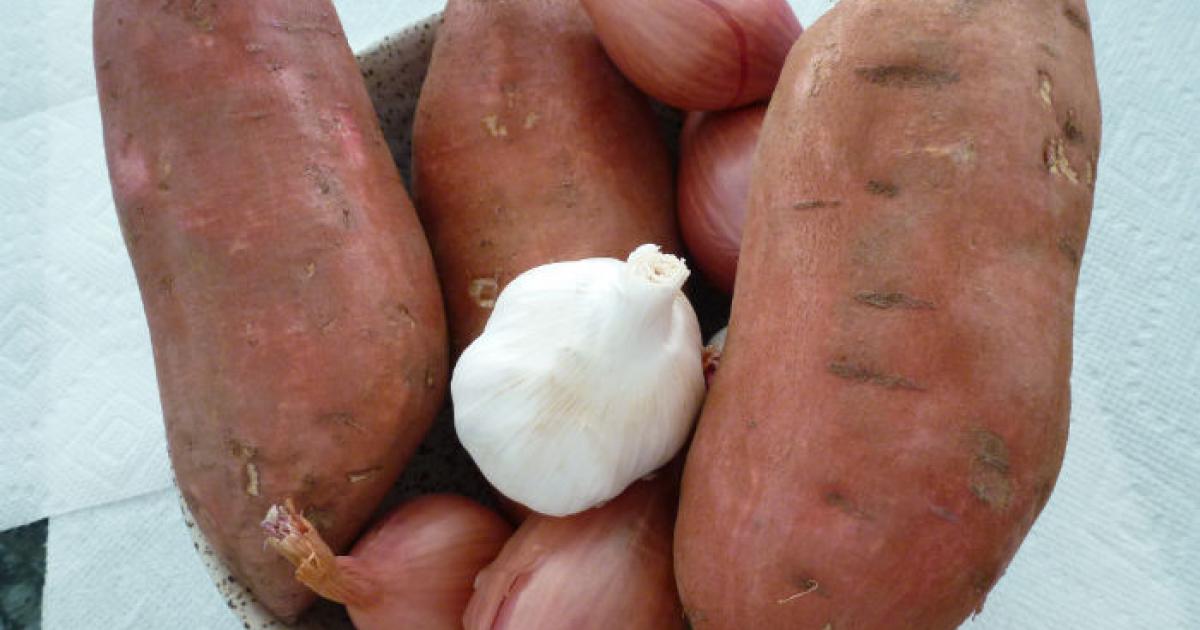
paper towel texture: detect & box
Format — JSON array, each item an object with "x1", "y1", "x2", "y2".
[
  {"x1": 9, "y1": 0, "x2": 1199, "y2": 628},
  {"x1": 43, "y1": 490, "x2": 234, "y2": 630},
  {"x1": 0, "y1": 95, "x2": 172, "y2": 531}
]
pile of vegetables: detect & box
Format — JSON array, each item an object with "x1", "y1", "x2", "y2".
[{"x1": 95, "y1": 0, "x2": 1101, "y2": 628}]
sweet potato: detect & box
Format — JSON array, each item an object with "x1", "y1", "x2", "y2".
[
  {"x1": 412, "y1": 0, "x2": 678, "y2": 357},
  {"x1": 93, "y1": 0, "x2": 448, "y2": 621},
  {"x1": 675, "y1": 1, "x2": 1101, "y2": 627}
]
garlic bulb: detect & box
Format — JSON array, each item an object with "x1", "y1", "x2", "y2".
[{"x1": 451, "y1": 244, "x2": 705, "y2": 517}]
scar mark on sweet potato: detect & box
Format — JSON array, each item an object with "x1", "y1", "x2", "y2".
[
  {"x1": 269, "y1": 20, "x2": 341, "y2": 37},
  {"x1": 793, "y1": 200, "x2": 842, "y2": 210},
  {"x1": 824, "y1": 489, "x2": 872, "y2": 520},
  {"x1": 777, "y1": 579, "x2": 820, "y2": 604},
  {"x1": 930, "y1": 505, "x2": 960, "y2": 522},
  {"x1": 1057, "y1": 236, "x2": 1081, "y2": 266},
  {"x1": 855, "y1": 65, "x2": 959, "y2": 88},
  {"x1": 245, "y1": 462, "x2": 260, "y2": 496},
  {"x1": 808, "y1": 43, "x2": 841, "y2": 97},
  {"x1": 865, "y1": 180, "x2": 899, "y2": 197},
  {"x1": 1039, "y1": 43, "x2": 1061, "y2": 59},
  {"x1": 158, "y1": 274, "x2": 175, "y2": 295},
  {"x1": 1063, "y1": 5, "x2": 1091, "y2": 35},
  {"x1": 855, "y1": 291, "x2": 935, "y2": 310},
  {"x1": 1036, "y1": 479, "x2": 1054, "y2": 509},
  {"x1": 828, "y1": 361, "x2": 924, "y2": 391},
  {"x1": 320, "y1": 412, "x2": 364, "y2": 432},
  {"x1": 385, "y1": 302, "x2": 416, "y2": 329},
  {"x1": 1063, "y1": 109, "x2": 1084, "y2": 143},
  {"x1": 186, "y1": 0, "x2": 216, "y2": 32},
  {"x1": 481, "y1": 114, "x2": 508, "y2": 138},
  {"x1": 227, "y1": 438, "x2": 257, "y2": 460},
  {"x1": 970, "y1": 567, "x2": 1000, "y2": 597},
  {"x1": 469, "y1": 277, "x2": 500, "y2": 308},
  {"x1": 1038, "y1": 71, "x2": 1053, "y2": 109},
  {"x1": 347, "y1": 467, "x2": 381, "y2": 484},
  {"x1": 969, "y1": 429, "x2": 1012, "y2": 509},
  {"x1": 1044, "y1": 137, "x2": 1080, "y2": 184},
  {"x1": 157, "y1": 157, "x2": 172, "y2": 191},
  {"x1": 424, "y1": 366, "x2": 436, "y2": 389}
]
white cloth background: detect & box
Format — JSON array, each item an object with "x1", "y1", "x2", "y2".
[{"x1": 1, "y1": 0, "x2": 1196, "y2": 628}]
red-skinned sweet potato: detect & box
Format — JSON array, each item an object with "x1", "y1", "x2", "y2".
[
  {"x1": 412, "y1": 0, "x2": 679, "y2": 358},
  {"x1": 675, "y1": 1, "x2": 1101, "y2": 627},
  {"x1": 94, "y1": 0, "x2": 448, "y2": 621}
]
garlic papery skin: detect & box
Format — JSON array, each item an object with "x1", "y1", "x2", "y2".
[{"x1": 451, "y1": 244, "x2": 705, "y2": 517}]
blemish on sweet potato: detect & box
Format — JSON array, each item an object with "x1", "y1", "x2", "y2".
[
  {"x1": 929, "y1": 505, "x2": 959, "y2": 522},
  {"x1": 269, "y1": 20, "x2": 341, "y2": 38},
  {"x1": 469, "y1": 277, "x2": 500, "y2": 308},
  {"x1": 245, "y1": 462, "x2": 261, "y2": 496},
  {"x1": 157, "y1": 157, "x2": 172, "y2": 191},
  {"x1": 792, "y1": 200, "x2": 842, "y2": 210},
  {"x1": 968, "y1": 429, "x2": 1012, "y2": 509},
  {"x1": 1037, "y1": 70, "x2": 1053, "y2": 109},
  {"x1": 1057, "y1": 236, "x2": 1081, "y2": 266},
  {"x1": 384, "y1": 302, "x2": 416, "y2": 329},
  {"x1": 915, "y1": 139, "x2": 977, "y2": 167},
  {"x1": 482, "y1": 114, "x2": 508, "y2": 138},
  {"x1": 1044, "y1": 137, "x2": 1080, "y2": 184},
  {"x1": 824, "y1": 489, "x2": 872, "y2": 520},
  {"x1": 777, "y1": 578, "x2": 820, "y2": 604},
  {"x1": 827, "y1": 360, "x2": 924, "y2": 391},
  {"x1": 346, "y1": 466, "x2": 381, "y2": 484},
  {"x1": 865, "y1": 180, "x2": 899, "y2": 197},
  {"x1": 1063, "y1": 109, "x2": 1083, "y2": 143},
  {"x1": 807, "y1": 43, "x2": 841, "y2": 97},
  {"x1": 158, "y1": 274, "x2": 175, "y2": 295},
  {"x1": 854, "y1": 291, "x2": 935, "y2": 310},
  {"x1": 1063, "y1": 5, "x2": 1091, "y2": 35},
  {"x1": 185, "y1": 0, "x2": 216, "y2": 32},
  {"x1": 227, "y1": 438, "x2": 257, "y2": 460},
  {"x1": 954, "y1": 0, "x2": 993, "y2": 17},
  {"x1": 319, "y1": 412, "x2": 364, "y2": 432},
  {"x1": 855, "y1": 64, "x2": 959, "y2": 88}
]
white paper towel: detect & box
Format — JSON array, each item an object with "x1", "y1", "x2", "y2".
[
  {"x1": 5, "y1": 0, "x2": 1197, "y2": 628},
  {"x1": 0, "y1": 94, "x2": 173, "y2": 531},
  {"x1": 42, "y1": 489, "x2": 235, "y2": 630}
]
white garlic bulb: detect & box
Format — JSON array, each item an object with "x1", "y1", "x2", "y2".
[{"x1": 451, "y1": 244, "x2": 705, "y2": 517}]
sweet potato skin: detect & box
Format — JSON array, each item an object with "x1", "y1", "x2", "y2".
[
  {"x1": 675, "y1": 1, "x2": 1101, "y2": 628},
  {"x1": 94, "y1": 1, "x2": 448, "y2": 621},
  {"x1": 412, "y1": 0, "x2": 678, "y2": 357}
]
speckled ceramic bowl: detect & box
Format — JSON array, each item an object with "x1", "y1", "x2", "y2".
[{"x1": 179, "y1": 12, "x2": 710, "y2": 629}]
